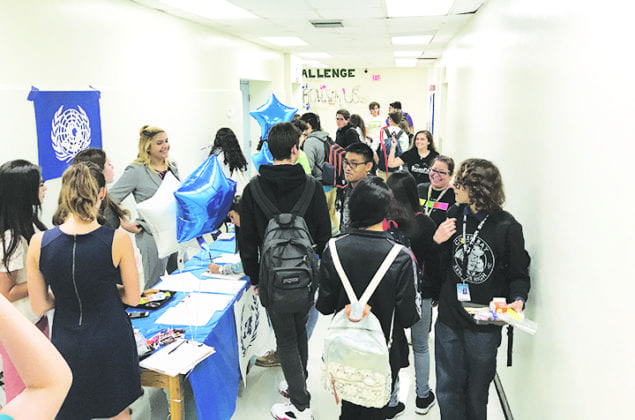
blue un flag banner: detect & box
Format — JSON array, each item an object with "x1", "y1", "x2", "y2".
[{"x1": 27, "y1": 87, "x2": 103, "y2": 180}]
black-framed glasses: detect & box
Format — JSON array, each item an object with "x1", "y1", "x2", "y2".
[
  {"x1": 430, "y1": 168, "x2": 449, "y2": 176},
  {"x1": 343, "y1": 159, "x2": 369, "y2": 169}
]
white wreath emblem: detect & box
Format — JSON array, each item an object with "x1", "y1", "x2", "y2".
[{"x1": 50, "y1": 105, "x2": 92, "y2": 162}]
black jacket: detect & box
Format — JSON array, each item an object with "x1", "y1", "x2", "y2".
[
  {"x1": 317, "y1": 230, "x2": 420, "y2": 339},
  {"x1": 434, "y1": 204, "x2": 531, "y2": 331},
  {"x1": 317, "y1": 230, "x2": 421, "y2": 373},
  {"x1": 238, "y1": 164, "x2": 331, "y2": 286},
  {"x1": 335, "y1": 123, "x2": 360, "y2": 149}
]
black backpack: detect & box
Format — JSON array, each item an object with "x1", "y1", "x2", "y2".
[{"x1": 250, "y1": 177, "x2": 319, "y2": 313}]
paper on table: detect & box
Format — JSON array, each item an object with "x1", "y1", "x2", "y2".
[
  {"x1": 140, "y1": 339, "x2": 216, "y2": 376},
  {"x1": 216, "y1": 232, "x2": 235, "y2": 240},
  {"x1": 155, "y1": 293, "x2": 233, "y2": 326},
  {"x1": 158, "y1": 272, "x2": 201, "y2": 292},
  {"x1": 213, "y1": 253, "x2": 241, "y2": 264}
]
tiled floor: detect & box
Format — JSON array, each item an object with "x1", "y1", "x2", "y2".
[
  {"x1": 2, "y1": 309, "x2": 507, "y2": 419},
  {"x1": 230, "y1": 309, "x2": 506, "y2": 420}
]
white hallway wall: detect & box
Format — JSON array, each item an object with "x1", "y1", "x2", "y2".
[
  {"x1": 0, "y1": 0, "x2": 287, "y2": 223},
  {"x1": 430, "y1": 0, "x2": 634, "y2": 418}
]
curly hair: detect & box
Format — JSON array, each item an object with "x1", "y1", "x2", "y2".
[
  {"x1": 455, "y1": 158, "x2": 505, "y2": 212},
  {"x1": 209, "y1": 128, "x2": 248, "y2": 174}
]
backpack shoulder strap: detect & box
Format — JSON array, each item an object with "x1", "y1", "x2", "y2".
[
  {"x1": 289, "y1": 177, "x2": 316, "y2": 217},
  {"x1": 384, "y1": 127, "x2": 391, "y2": 138},
  {"x1": 250, "y1": 177, "x2": 279, "y2": 219},
  {"x1": 359, "y1": 244, "x2": 402, "y2": 306},
  {"x1": 396, "y1": 129, "x2": 404, "y2": 139},
  {"x1": 329, "y1": 238, "x2": 403, "y2": 306}
]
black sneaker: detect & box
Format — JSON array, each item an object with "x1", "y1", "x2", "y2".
[
  {"x1": 415, "y1": 391, "x2": 436, "y2": 415},
  {"x1": 383, "y1": 402, "x2": 405, "y2": 419}
]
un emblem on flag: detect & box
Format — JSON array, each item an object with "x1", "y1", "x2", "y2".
[{"x1": 50, "y1": 105, "x2": 92, "y2": 162}]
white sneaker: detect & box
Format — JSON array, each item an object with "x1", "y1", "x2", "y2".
[
  {"x1": 271, "y1": 402, "x2": 313, "y2": 420},
  {"x1": 278, "y1": 380, "x2": 289, "y2": 399}
]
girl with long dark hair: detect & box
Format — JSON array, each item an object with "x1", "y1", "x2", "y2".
[
  {"x1": 209, "y1": 127, "x2": 250, "y2": 194},
  {"x1": 0, "y1": 159, "x2": 49, "y2": 403}
]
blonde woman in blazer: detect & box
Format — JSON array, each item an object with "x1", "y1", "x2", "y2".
[{"x1": 110, "y1": 125, "x2": 180, "y2": 289}]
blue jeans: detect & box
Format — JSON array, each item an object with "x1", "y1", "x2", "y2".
[
  {"x1": 411, "y1": 298, "x2": 432, "y2": 399},
  {"x1": 435, "y1": 321, "x2": 502, "y2": 420},
  {"x1": 388, "y1": 298, "x2": 432, "y2": 407},
  {"x1": 268, "y1": 307, "x2": 311, "y2": 411},
  {"x1": 306, "y1": 304, "x2": 319, "y2": 339}
]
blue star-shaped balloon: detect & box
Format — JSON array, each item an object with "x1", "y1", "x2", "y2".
[
  {"x1": 174, "y1": 155, "x2": 236, "y2": 243},
  {"x1": 251, "y1": 141, "x2": 273, "y2": 173},
  {"x1": 249, "y1": 93, "x2": 297, "y2": 139}
]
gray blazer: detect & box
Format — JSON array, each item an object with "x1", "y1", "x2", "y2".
[{"x1": 109, "y1": 162, "x2": 180, "y2": 232}]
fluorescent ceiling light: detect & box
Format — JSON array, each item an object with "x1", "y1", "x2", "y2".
[
  {"x1": 393, "y1": 50, "x2": 422, "y2": 57},
  {"x1": 260, "y1": 37, "x2": 309, "y2": 46},
  {"x1": 395, "y1": 58, "x2": 417, "y2": 67},
  {"x1": 392, "y1": 35, "x2": 433, "y2": 45},
  {"x1": 298, "y1": 52, "x2": 332, "y2": 59},
  {"x1": 160, "y1": 0, "x2": 257, "y2": 19},
  {"x1": 386, "y1": 0, "x2": 454, "y2": 17}
]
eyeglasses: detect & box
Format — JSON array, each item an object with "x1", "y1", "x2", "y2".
[
  {"x1": 430, "y1": 168, "x2": 449, "y2": 176},
  {"x1": 343, "y1": 159, "x2": 369, "y2": 169}
]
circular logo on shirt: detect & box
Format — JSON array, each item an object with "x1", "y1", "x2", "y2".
[{"x1": 452, "y1": 235, "x2": 495, "y2": 284}]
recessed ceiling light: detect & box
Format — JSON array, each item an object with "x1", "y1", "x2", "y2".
[
  {"x1": 392, "y1": 35, "x2": 433, "y2": 45},
  {"x1": 393, "y1": 51, "x2": 422, "y2": 57},
  {"x1": 298, "y1": 52, "x2": 332, "y2": 59},
  {"x1": 386, "y1": 0, "x2": 453, "y2": 17},
  {"x1": 260, "y1": 37, "x2": 309, "y2": 46},
  {"x1": 395, "y1": 58, "x2": 417, "y2": 67},
  {"x1": 160, "y1": 0, "x2": 257, "y2": 19}
]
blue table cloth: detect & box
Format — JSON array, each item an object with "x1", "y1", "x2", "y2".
[{"x1": 130, "y1": 237, "x2": 248, "y2": 420}]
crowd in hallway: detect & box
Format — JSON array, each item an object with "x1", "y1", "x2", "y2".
[{"x1": 0, "y1": 99, "x2": 530, "y2": 420}]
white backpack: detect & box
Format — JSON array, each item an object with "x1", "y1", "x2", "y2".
[{"x1": 321, "y1": 238, "x2": 403, "y2": 408}]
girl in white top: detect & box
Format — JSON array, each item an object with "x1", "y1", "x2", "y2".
[
  {"x1": 209, "y1": 127, "x2": 250, "y2": 195},
  {"x1": 0, "y1": 159, "x2": 49, "y2": 403}
]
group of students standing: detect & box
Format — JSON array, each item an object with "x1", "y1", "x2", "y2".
[
  {"x1": 238, "y1": 103, "x2": 531, "y2": 420},
  {"x1": 0, "y1": 101, "x2": 530, "y2": 420},
  {"x1": 0, "y1": 122, "x2": 255, "y2": 419}
]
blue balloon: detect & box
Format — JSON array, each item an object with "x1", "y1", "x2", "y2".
[
  {"x1": 251, "y1": 141, "x2": 273, "y2": 173},
  {"x1": 249, "y1": 93, "x2": 297, "y2": 140},
  {"x1": 174, "y1": 155, "x2": 237, "y2": 243}
]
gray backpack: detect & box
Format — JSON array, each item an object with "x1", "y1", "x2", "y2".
[{"x1": 251, "y1": 177, "x2": 318, "y2": 313}]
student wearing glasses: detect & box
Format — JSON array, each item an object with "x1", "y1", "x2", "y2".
[
  {"x1": 335, "y1": 109, "x2": 361, "y2": 149},
  {"x1": 338, "y1": 143, "x2": 374, "y2": 234},
  {"x1": 417, "y1": 155, "x2": 456, "y2": 226},
  {"x1": 387, "y1": 130, "x2": 439, "y2": 185}
]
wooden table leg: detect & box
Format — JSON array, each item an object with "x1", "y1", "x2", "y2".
[
  {"x1": 168, "y1": 374, "x2": 183, "y2": 420},
  {"x1": 140, "y1": 369, "x2": 184, "y2": 420}
]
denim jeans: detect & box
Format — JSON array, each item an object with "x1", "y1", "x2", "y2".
[
  {"x1": 268, "y1": 307, "x2": 311, "y2": 411},
  {"x1": 411, "y1": 298, "x2": 432, "y2": 399},
  {"x1": 387, "y1": 298, "x2": 432, "y2": 407},
  {"x1": 435, "y1": 321, "x2": 502, "y2": 420},
  {"x1": 306, "y1": 304, "x2": 319, "y2": 339}
]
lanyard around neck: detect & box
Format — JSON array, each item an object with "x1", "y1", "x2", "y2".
[
  {"x1": 425, "y1": 187, "x2": 448, "y2": 216},
  {"x1": 461, "y1": 212, "x2": 489, "y2": 281}
]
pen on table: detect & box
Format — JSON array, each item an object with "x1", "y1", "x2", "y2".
[{"x1": 168, "y1": 339, "x2": 187, "y2": 354}]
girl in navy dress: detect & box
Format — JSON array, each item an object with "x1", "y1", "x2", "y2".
[{"x1": 27, "y1": 163, "x2": 141, "y2": 420}]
